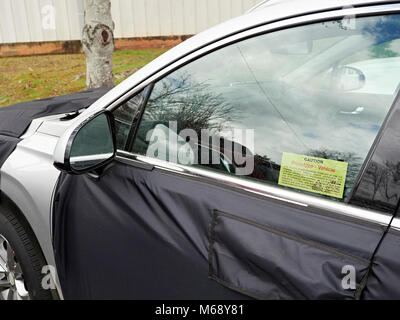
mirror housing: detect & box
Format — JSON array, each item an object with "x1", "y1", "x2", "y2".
[
  {"x1": 333, "y1": 66, "x2": 366, "y2": 91},
  {"x1": 53, "y1": 111, "x2": 116, "y2": 175}
]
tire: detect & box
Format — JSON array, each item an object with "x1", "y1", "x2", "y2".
[{"x1": 0, "y1": 196, "x2": 55, "y2": 300}]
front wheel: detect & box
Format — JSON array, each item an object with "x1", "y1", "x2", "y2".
[{"x1": 0, "y1": 198, "x2": 55, "y2": 300}]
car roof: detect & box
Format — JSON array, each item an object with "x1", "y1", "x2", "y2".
[{"x1": 89, "y1": 0, "x2": 395, "y2": 112}]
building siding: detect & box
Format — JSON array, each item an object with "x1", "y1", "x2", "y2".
[{"x1": 0, "y1": 0, "x2": 259, "y2": 44}]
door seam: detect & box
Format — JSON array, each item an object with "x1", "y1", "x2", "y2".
[{"x1": 212, "y1": 209, "x2": 370, "y2": 266}]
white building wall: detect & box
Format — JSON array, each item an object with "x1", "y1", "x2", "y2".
[{"x1": 0, "y1": 0, "x2": 259, "y2": 44}]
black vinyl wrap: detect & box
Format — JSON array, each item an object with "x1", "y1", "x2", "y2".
[
  {"x1": 0, "y1": 88, "x2": 110, "y2": 168},
  {"x1": 53, "y1": 162, "x2": 386, "y2": 300},
  {"x1": 0, "y1": 135, "x2": 20, "y2": 169},
  {"x1": 362, "y1": 230, "x2": 400, "y2": 299}
]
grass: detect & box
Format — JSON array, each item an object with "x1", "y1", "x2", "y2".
[{"x1": 0, "y1": 48, "x2": 168, "y2": 107}]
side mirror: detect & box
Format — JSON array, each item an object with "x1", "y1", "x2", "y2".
[
  {"x1": 333, "y1": 66, "x2": 366, "y2": 92},
  {"x1": 54, "y1": 111, "x2": 116, "y2": 174}
]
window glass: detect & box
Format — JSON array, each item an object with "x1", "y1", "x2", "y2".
[
  {"x1": 131, "y1": 15, "x2": 400, "y2": 202},
  {"x1": 113, "y1": 89, "x2": 146, "y2": 149}
]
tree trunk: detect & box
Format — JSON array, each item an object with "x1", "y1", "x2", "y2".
[{"x1": 82, "y1": 0, "x2": 114, "y2": 89}]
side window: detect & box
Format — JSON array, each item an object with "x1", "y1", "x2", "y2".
[
  {"x1": 112, "y1": 89, "x2": 146, "y2": 150},
  {"x1": 131, "y1": 14, "x2": 400, "y2": 202}
]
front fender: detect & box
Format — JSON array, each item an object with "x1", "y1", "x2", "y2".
[{"x1": 0, "y1": 132, "x2": 63, "y2": 297}]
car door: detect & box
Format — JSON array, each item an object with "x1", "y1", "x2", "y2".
[{"x1": 52, "y1": 10, "x2": 400, "y2": 299}]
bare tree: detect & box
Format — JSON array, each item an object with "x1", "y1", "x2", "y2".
[
  {"x1": 308, "y1": 149, "x2": 363, "y2": 199},
  {"x1": 82, "y1": 0, "x2": 115, "y2": 89},
  {"x1": 144, "y1": 73, "x2": 241, "y2": 134}
]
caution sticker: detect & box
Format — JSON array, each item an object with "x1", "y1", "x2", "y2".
[{"x1": 278, "y1": 153, "x2": 349, "y2": 199}]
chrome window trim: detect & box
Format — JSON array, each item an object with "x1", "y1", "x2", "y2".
[
  {"x1": 106, "y1": 3, "x2": 400, "y2": 113},
  {"x1": 117, "y1": 151, "x2": 397, "y2": 230},
  {"x1": 111, "y1": 4, "x2": 400, "y2": 231}
]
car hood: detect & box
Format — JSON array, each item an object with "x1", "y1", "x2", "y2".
[
  {"x1": 0, "y1": 88, "x2": 111, "y2": 168},
  {"x1": 0, "y1": 88, "x2": 111, "y2": 139}
]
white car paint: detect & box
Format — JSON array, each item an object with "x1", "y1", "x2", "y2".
[{"x1": 0, "y1": 133, "x2": 61, "y2": 292}]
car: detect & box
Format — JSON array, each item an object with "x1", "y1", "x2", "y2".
[{"x1": 1, "y1": 0, "x2": 400, "y2": 300}]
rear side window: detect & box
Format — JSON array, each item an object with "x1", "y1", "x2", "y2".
[{"x1": 131, "y1": 14, "x2": 400, "y2": 202}]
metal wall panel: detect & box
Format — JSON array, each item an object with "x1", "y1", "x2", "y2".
[
  {"x1": 0, "y1": 0, "x2": 17, "y2": 43},
  {"x1": 0, "y1": 0, "x2": 259, "y2": 44},
  {"x1": 11, "y1": 0, "x2": 30, "y2": 42},
  {"x1": 24, "y1": 0, "x2": 45, "y2": 42},
  {"x1": 54, "y1": 0, "x2": 71, "y2": 40},
  {"x1": 39, "y1": 0, "x2": 57, "y2": 42},
  {"x1": 133, "y1": 0, "x2": 148, "y2": 37},
  {"x1": 67, "y1": 0, "x2": 83, "y2": 40}
]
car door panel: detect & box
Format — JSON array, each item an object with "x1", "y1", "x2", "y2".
[
  {"x1": 53, "y1": 161, "x2": 384, "y2": 299},
  {"x1": 348, "y1": 93, "x2": 400, "y2": 299},
  {"x1": 210, "y1": 209, "x2": 370, "y2": 300},
  {"x1": 362, "y1": 230, "x2": 400, "y2": 299},
  {"x1": 53, "y1": 164, "x2": 249, "y2": 300},
  {"x1": 51, "y1": 12, "x2": 400, "y2": 300}
]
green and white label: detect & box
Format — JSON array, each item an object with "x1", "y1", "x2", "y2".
[{"x1": 278, "y1": 153, "x2": 349, "y2": 199}]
